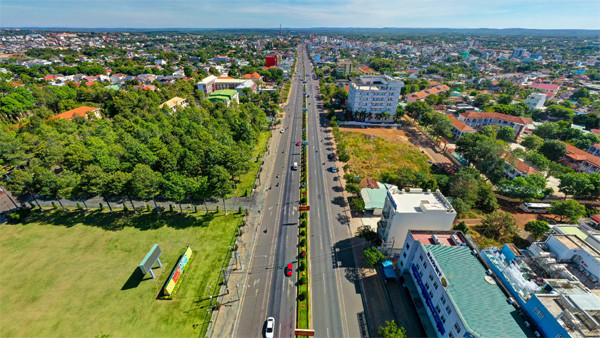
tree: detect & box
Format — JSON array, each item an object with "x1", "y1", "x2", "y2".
[
  {"x1": 558, "y1": 173, "x2": 595, "y2": 198},
  {"x1": 549, "y1": 200, "x2": 585, "y2": 223},
  {"x1": 473, "y1": 94, "x2": 491, "y2": 108},
  {"x1": 480, "y1": 211, "x2": 518, "y2": 240},
  {"x1": 161, "y1": 171, "x2": 189, "y2": 213},
  {"x1": 209, "y1": 165, "x2": 233, "y2": 214},
  {"x1": 350, "y1": 197, "x2": 365, "y2": 212},
  {"x1": 363, "y1": 247, "x2": 386, "y2": 267},
  {"x1": 422, "y1": 112, "x2": 452, "y2": 138},
  {"x1": 525, "y1": 153, "x2": 550, "y2": 172},
  {"x1": 345, "y1": 182, "x2": 361, "y2": 195},
  {"x1": 539, "y1": 140, "x2": 567, "y2": 162},
  {"x1": 525, "y1": 221, "x2": 550, "y2": 240},
  {"x1": 378, "y1": 320, "x2": 407, "y2": 338},
  {"x1": 405, "y1": 101, "x2": 433, "y2": 119},
  {"x1": 453, "y1": 221, "x2": 469, "y2": 234},
  {"x1": 131, "y1": 164, "x2": 162, "y2": 212},
  {"x1": 497, "y1": 174, "x2": 549, "y2": 200},
  {"x1": 497, "y1": 126, "x2": 515, "y2": 142},
  {"x1": 456, "y1": 132, "x2": 507, "y2": 182},
  {"x1": 356, "y1": 225, "x2": 378, "y2": 243},
  {"x1": 451, "y1": 198, "x2": 471, "y2": 217}
]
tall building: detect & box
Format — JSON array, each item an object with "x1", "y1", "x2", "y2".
[
  {"x1": 347, "y1": 75, "x2": 404, "y2": 121},
  {"x1": 265, "y1": 55, "x2": 278, "y2": 67},
  {"x1": 336, "y1": 59, "x2": 353, "y2": 75},
  {"x1": 378, "y1": 187, "x2": 456, "y2": 253},
  {"x1": 398, "y1": 230, "x2": 531, "y2": 338},
  {"x1": 525, "y1": 93, "x2": 547, "y2": 110}
]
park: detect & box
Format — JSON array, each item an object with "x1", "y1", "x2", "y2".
[{"x1": 0, "y1": 208, "x2": 242, "y2": 337}]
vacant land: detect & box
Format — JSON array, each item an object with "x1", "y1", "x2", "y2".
[
  {"x1": 336, "y1": 128, "x2": 430, "y2": 180},
  {"x1": 0, "y1": 210, "x2": 241, "y2": 337}
]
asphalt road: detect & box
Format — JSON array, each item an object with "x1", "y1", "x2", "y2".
[
  {"x1": 234, "y1": 45, "x2": 305, "y2": 338},
  {"x1": 302, "y1": 47, "x2": 366, "y2": 337}
]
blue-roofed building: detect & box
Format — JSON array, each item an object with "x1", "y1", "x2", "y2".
[{"x1": 398, "y1": 230, "x2": 531, "y2": 337}]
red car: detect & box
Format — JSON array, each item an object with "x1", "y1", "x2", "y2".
[
  {"x1": 285, "y1": 263, "x2": 293, "y2": 277},
  {"x1": 296, "y1": 141, "x2": 300, "y2": 146}
]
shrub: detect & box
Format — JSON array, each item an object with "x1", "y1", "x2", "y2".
[
  {"x1": 300, "y1": 196, "x2": 307, "y2": 204},
  {"x1": 298, "y1": 291, "x2": 308, "y2": 301},
  {"x1": 237, "y1": 229, "x2": 243, "y2": 237},
  {"x1": 99, "y1": 203, "x2": 104, "y2": 211},
  {"x1": 51, "y1": 202, "x2": 57, "y2": 209},
  {"x1": 299, "y1": 237, "x2": 306, "y2": 246},
  {"x1": 216, "y1": 206, "x2": 220, "y2": 213},
  {"x1": 300, "y1": 219, "x2": 307, "y2": 228},
  {"x1": 169, "y1": 204, "x2": 174, "y2": 212},
  {"x1": 238, "y1": 206, "x2": 243, "y2": 214},
  {"x1": 123, "y1": 203, "x2": 128, "y2": 211},
  {"x1": 299, "y1": 276, "x2": 307, "y2": 285},
  {"x1": 147, "y1": 204, "x2": 152, "y2": 212},
  {"x1": 299, "y1": 229, "x2": 306, "y2": 236},
  {"x1": 194, "y1": 205, "x2": 198, "y2": 213},
  {"x1": 76, "y1": 202, "x2": 82, "y2": 210},
  {"x1": 299, "y1": 260, "x2": 306, "y2": 271}
]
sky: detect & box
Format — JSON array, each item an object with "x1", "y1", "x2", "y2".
[{"x1": 1, "y1": 0, "x2": 599, "y2": 30}]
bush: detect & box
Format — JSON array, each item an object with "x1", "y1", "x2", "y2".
[
  {"x1": 299, "y1": 276, "x2": 307, "y2": 285},
  {"x1": 238, "y1": 206, "x2": 243, "y2": 214},
  {"x1": 51, "y1": 202, "x2": 57, "y2": 209},
  {"x1": 123, "y1": 203, "x2": 128, "y2": 211},
  {"x1": 299, "y1": 229, "x2": 306, "y2": 236},
  {"x1": 216, "y1": 206, "x2": 220, "y2": 213},
  {"x1": 194, "y1": 205, "x2": 198, "y2": 213},
  {"x1": 76, "y1": 202, "x2": 82, "y2": 210},
  {"x1": 298, "y1": 291, "x2": 308, "y2": 301},
  {"x1": 299, "y1": 237, "x2": 306, "y2": 246},
  {"x1": 300, "y1": 196, "x2": 307, "y2": 204},
  {"x1": 147, "y1": 204, "x2": 152, "y2": 212},
  {"x1": 169, "y1": 204, "x2": 174, "y2": 212},
  {"x1": 300, "y1": 219, "x2": 307, "y2": 228},
  {"x1": 299, "y1": 260, "x2": 306, "y2": 271},
  {"x1": 99, "y1": 203, "x2": 104, "y2": 211},
  {"x1": 338, "y1": 153, "x2": 350, "y2": 162}
]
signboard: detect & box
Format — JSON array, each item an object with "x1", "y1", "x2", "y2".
[
  {"x1": 164, "y1": 246, "x2": 193, "y2": 296},
  {"x1": 299, "y1": 205, "x2": 310, "y2": 211},
  {"x1": 139, "y1": 244, "x2": 162, "y2": 274},
  {"x1": 301, "y1": 141, "x2": 309, "y2": 146}
]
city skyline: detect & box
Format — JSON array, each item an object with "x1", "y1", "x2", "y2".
[{"x1": 2, "y1": 0, "x2": 600, "y2": 30}]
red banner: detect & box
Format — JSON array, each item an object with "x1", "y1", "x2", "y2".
[
  {"x1": 299, "y1": 205, "x2": 310, "y2": 211},
  {"x1": 294, "y1": 329, "x2": 315, "y2": 336}
]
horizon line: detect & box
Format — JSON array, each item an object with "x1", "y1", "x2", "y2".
[{"x1": 2, "y1": 26, "x2": 600, "y2": 31}]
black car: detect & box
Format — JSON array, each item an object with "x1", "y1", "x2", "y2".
[{"x1": 327, "y1": 153, "x2": 336, "y2": 160}]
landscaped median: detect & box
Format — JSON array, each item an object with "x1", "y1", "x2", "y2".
[{"x1": 296, "y1": 64, "x2": 311, "y2": 335}]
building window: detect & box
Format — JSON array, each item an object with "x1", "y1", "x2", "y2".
[
  {"x1": 436, "y1": 305, "x2": 441, "y2": 313},
  {"x1": 429, "y1": 274, "x2": 434, "y2": 281},
  {"x1": 441, "y1": 296, "x2": 446, "y2": 305},
  {"x1": 446, "y1": 305, "x2": 452, "y2": 314},
  {"x1": 433, "y1": 282, "x2": 438, "y2": 289},
  {"x1": 534, "y1": 307, "x2": 545, "y2": 319},
  {"x1": 406, "y1": 242, "x2": 410, "y2": 249},
  {"x1": 399, "y1": 260, "x2": 404, "y2": 267},
  {"x1": 441, "y1": 314, "x2": 446, "y2": 324},
  {"x1": 426, "y1": 282, "x2": 430, "y2": 290},
  {"x1": 428, "y1": 290, "x2": 434, "y2": 298},
  {"x1": 419, "y1": 254, "x2": 423, "y2": 261},
  {"x1": 449, "y1": 332, "x2": 455, "y2": 338},
  {"x1": 403, "y1": 252, "x2": 407, "y2": 258},
  {"x1": 423, "y1": 261, "x2": 427, "y2": 269},
  {"x1": 419, "y1": 270, "x2": 423, "y2": 277},
  {"x1": 454, "y1": 323, "x2": 461, "y2": 334}
]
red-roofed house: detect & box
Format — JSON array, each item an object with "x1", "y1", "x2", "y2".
[
  {"x1": 54, "y1": 106, "x2": 101, "y2": 120},
  {"x1": 241, "y1": 72, "x2": 263, "y2": 83},
  {"x1": 587, "y1": 143, "x2": 600, "y2": 157},
  {"x1": 359, "y1": 65, "x2": 376, "y2": 75},
  {"x1": 44, "y1": 75, "x2": 57, "y2": 81},
  {"x1": 591, "y1": 129, "x2": 600, "y2": 135},
  {"x1": 457, "y1": 112, "x2": 533, "y2": 139},
  {"x1": 530, "y1": 82, "x2": 560, "y2": 92},
  {"x1": 560, "y1": 142, "x2": 600, "y2": 174},
  {"x1": 501, "y1": 153, "x2": 541, "y2": 179},
  {"x1": 446, "y1": 114, "x2": 476, "y2": 139}
]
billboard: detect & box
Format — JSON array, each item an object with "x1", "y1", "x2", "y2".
[
  {"x1": 164, "y1": 246, "x2": 193, "y2": 296},
  {"x1": 139, "y1": 244, "x2": 162, "y2": 274}
]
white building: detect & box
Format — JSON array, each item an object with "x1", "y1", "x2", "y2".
[
  {"x1": 348, "y1": 75, "x2": 404, "y2": 121},
  {"x1": 398, "y1": 230, "x2": 530, "y2": 338},
  {"x1": 378, "y1": 187, "x2": 456, "y2": 253},
  {"x1": 525, "y1": 92, "x2": 547, "y2": 110}
]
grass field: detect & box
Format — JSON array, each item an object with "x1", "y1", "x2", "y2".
[
  {"x1": 0, "y1": 209, "x2": 241, "y2": 337},
  {"x1": 335, "y1": 129, "x2": 430, "y2": 180},
  {"x1": 234, "y1": 130, "x2": 271, "y2": 197}
]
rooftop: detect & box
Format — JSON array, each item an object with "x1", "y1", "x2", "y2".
[
  {"x1": 553, "y1": 225, "x2": 589, "y2": 241},
  {"x1": 54, "y1": 106, "x2": 99, "y2": 120},
  {"x1": 387, "y1": 187, "x2": 453, "y2": 214},
  {"x1": 554, "y1": 234, "x2": 600, "y2": 259},
  {"x1": 427, "y1": 245, "x2": 529, "y2": 337}
]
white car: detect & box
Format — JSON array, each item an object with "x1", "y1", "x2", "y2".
[
  {"x1": 265, "y1": 317, "x2": 275, "y2": 338},
  {"x1": 280, "y1": 128, "x2": 284, "y2": 133}
]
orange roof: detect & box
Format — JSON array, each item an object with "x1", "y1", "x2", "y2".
[
  {"x1": 501, "y1": 153, "x2": 540, "y2": 175},
  {"x1": 429, "y1": 81, "x2": 440, "y2": 87},
  {"x1": 426, "y1": 87, "x2": 440, "y2": 95},
  {"x1": 54, "y1": 106, "x2": 99, "y2": 120},
  {"x1": 460, "y1": 112, "x2": 532, "y2": 125},
  {"x1": 359, "y1": 65, "x2": 374, "y2": 72},
  {"x1": 343, "y1": 85, "x2": 350, "y2": 92},
  {"x1": 438, "y1": 84, "x2": 450, "y2": 91},
  {"x1": 563, "y1": 142, "x2": 600, "y2": 168},
  {"x1": 218, "y1": 76, "x2": 234, "y2": 80},
  {"x1": 446, "y1": 114, "x2": 475, "y2": 132},
  {"x1": 410, "y1": 91, "x2": 429, "y2": 99}
]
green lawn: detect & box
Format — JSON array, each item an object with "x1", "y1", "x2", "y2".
[
  {"x1": 0, "y1": 209, "x2": 241, "y2": 337},
  {"x1": 233, "y1": 130, "x2": 271, "y2": 197}
]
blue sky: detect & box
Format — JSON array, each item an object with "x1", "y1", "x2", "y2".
[{"x1": 2, "y1": 0, "x2": 599, "y2": 29}]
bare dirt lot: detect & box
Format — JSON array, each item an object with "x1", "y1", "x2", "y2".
[{"x1": 339, "y1": 127, "x2": 411, "y2": 144}]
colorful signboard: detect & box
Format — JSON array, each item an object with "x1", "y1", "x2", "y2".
[{"x1": 164, "y1": 246, "x2": 193, "y2": 296}]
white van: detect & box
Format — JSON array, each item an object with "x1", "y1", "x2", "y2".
[{"x1": 292, "y1": 162, "x2": 298, "y2": 170}]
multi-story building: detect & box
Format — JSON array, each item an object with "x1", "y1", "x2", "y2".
[
  {"x1": 480, "y1": 235, "x2": 600, "y2": 338},
  {"x1": 446, "y1": 114, "x2": 476, "y2": 139},
  {"x1": 525, "y1": 92, "x2": 547, "y2": 110},
  {"x1": 197, "y1": 75, "x2": 257, "y2": 96},
  {"x1": 378, "y1": 187, "x2": 456, "y2": 253},
  {"x1": 587, "y1": 143, "x2": 600, "y2": 157},
  {"x1": 398, "y1": 230, "x2": 530, "y2": 338},
  {"x1": 265, "y1": 55, "x2": 278, "y2": 67},
  {"x1": 559, "y1": 142, "x2": 600, "y2": 174},
  {"x1": 348, "y1": 75, "x2": 404, "y2": 121},
  {"x1": 336, "y1": 59, "x2": 353, "y2": 76},
  {"x1": 458, "y1": 112, "x2": 533, "y2": 139}
]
